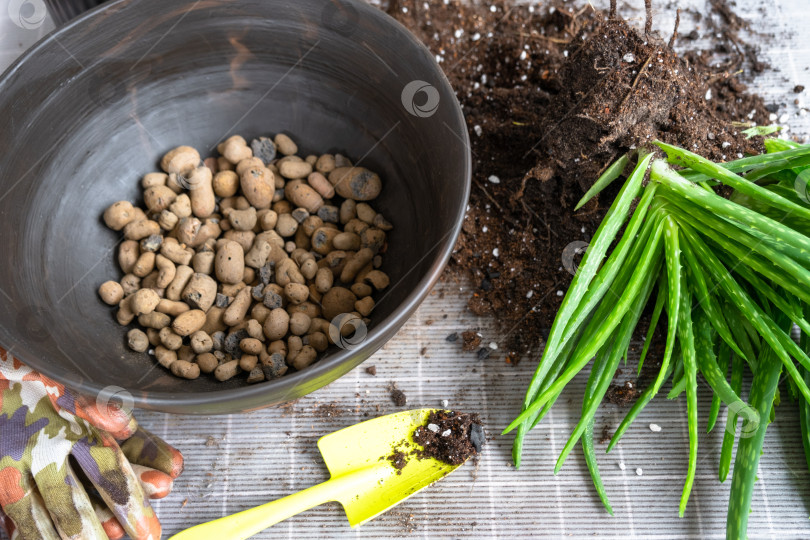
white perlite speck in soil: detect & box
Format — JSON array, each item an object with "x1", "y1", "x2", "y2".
[
  {"x1": 649, "y1": 423, "x2": 662, "y2": 432},
  {"x1": 636, "y1": 468, "x2": 643, "y2": 476}
]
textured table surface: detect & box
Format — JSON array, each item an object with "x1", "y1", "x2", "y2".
[{"x1": 2, "y1": 0, "x2": 810, "y2": 538}]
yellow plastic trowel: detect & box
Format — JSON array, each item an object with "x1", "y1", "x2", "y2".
[{"x1": 169, "y1": 408, "x2": 471, "y2": 539}]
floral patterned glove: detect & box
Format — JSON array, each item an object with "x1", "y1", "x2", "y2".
[{"x1": 0, "y1": 348, "x2": 183, "y2": 539}]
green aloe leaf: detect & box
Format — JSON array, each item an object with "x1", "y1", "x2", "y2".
[
  {"x1": 707, "y1": 341, "x2": 731, "y2": 433},
  {"x1": 675, "y1": 273, "x2": 698, "y2": 517},
  {"x1": 679, "y1": 223, "x2": 810, "y2": 402},
  {"x1": 505, "y1": 218, "x2": 665, "y2": 433},
  {"x1": 727, "y1": 315, "x2": 788, "y2": 539},
  {"x1": 583, "y1": 417, "x2": 613, "y2": 515},
  {"x1": 720, "y1": 351, "x2": 744, "y2": 483},
  {"x1": 638, "y1": 275, "x2": 666, "y2": 376},
  {"x1": 576, "y1": 153, "x2": 630, "y2": 210},
  {"x1": 513, "y1": 154, "x2": 654, "y2": 464},
  {"x1": 554, "y1": 255, "x2": 660, "y2": 472},
  {"x1": 678, "y1": 227, "x2": 749, "y2": 361}
]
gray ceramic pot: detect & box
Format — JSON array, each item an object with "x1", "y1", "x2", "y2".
[{"x1": 0, "y1": 0, "x2": 470, "y2": 414}]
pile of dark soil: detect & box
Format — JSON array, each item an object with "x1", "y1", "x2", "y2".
[{"x1": 390, "y1": 0, "x2": 771, "y2": 363}]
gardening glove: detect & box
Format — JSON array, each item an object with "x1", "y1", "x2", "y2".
[{"x1": 0, "y1": 348, "x2": 184, "y2": 540}]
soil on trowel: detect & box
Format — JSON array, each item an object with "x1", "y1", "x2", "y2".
[
  {"x1": 385, "y1": 410, "x2": 485, "y2": 472},
  {"x1": 387, "y1": 448, "x2": 409, "y2": 472},
  {"x1": 412, "y1": 410, "x2": 485, "y2": 465},
  {"x1": 390, "y1": 0, "x2": 771, "y2": 369}
]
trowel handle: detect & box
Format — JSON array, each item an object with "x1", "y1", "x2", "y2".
[{"x1": 168, "y1": 467, "x2": 379, "y2": 539}]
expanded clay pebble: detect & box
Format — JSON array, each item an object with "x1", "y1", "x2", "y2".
[
  {"x1": 328, "y1": 167, "x2": 382, "y2": 201},
  {"x1": 100, "y1": 132, "x2": 392, "y2": 383},
  {"x1": 98, "y1": 281, "x2": 124, "y2": 305},
  {"x1": 127, "y1": 329, "x2": 149, "y2": 353}
]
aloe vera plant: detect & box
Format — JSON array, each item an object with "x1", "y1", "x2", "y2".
[{"x1": 504, "y1": 139, "x2": 810, "y2": 538}]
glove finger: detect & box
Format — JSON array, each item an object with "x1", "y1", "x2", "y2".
[
  {"x1": 73, "y1": 455, "x2": 173, "y2": 503},
  {"x1": 77, "y1": 464, "x2": 170, "y2": 538},
  {"x1": 87, "y1": 494, "x2": 125, "y2": 540},
  {"x1": 0, "y1": 467, "x2": 60, "y2": 540},
  {"x1": 72, "y1": 434, "x2": 162, "y2": 540},
  {"x1": 130, "y1": 464, "x2": 174, "y2": 499},
  {"x1": 70, "y1": 460, "x2": 127, "y2": 539},
  {"x1": 72, "y1": 392, "x2": 138, "y2": 441},
  {"x1": 120, "y1": 428, "x2": 184, "y2": 479},
  {"x1": 33, "y1": 460, "x2": 107, "y2": 540}
]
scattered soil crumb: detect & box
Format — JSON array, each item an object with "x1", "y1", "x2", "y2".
[
  {"x1": 420, "y1": 346, "x2": 428, "y2": 356},
  {"x1": 279, "y1": 399, "x2": 299, "y2": 417},
  {"x1": 204, "y1": 436, "x2": 218, "y2": 447},
  {"x1": 445, "y1": 332, "x2": 459, "y2": 343},
  {"x1": 599, "y1": 425, "x2": 612, "y2": 445},
  {"x1": 315, "y1": 403, "x2": 343, "y2": 418},
  {"x1": 365, "y1": 365, "x2": 377, "y2": 376},
  {"x1": 391, "y1": 510, "x2": 416, "y2": 534},
  {"x1": 413, "y1": 410, "x2": 485, "y2": 465},
  {"x1": 605, "y1": 381, "x2": 640, "y2": 406},
  {"x1": 389, "y1": 383, "x2": 407, "y2": 407},
  {"x1": 461, "y1": 331, "x2": 481, "y2": 352}
]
